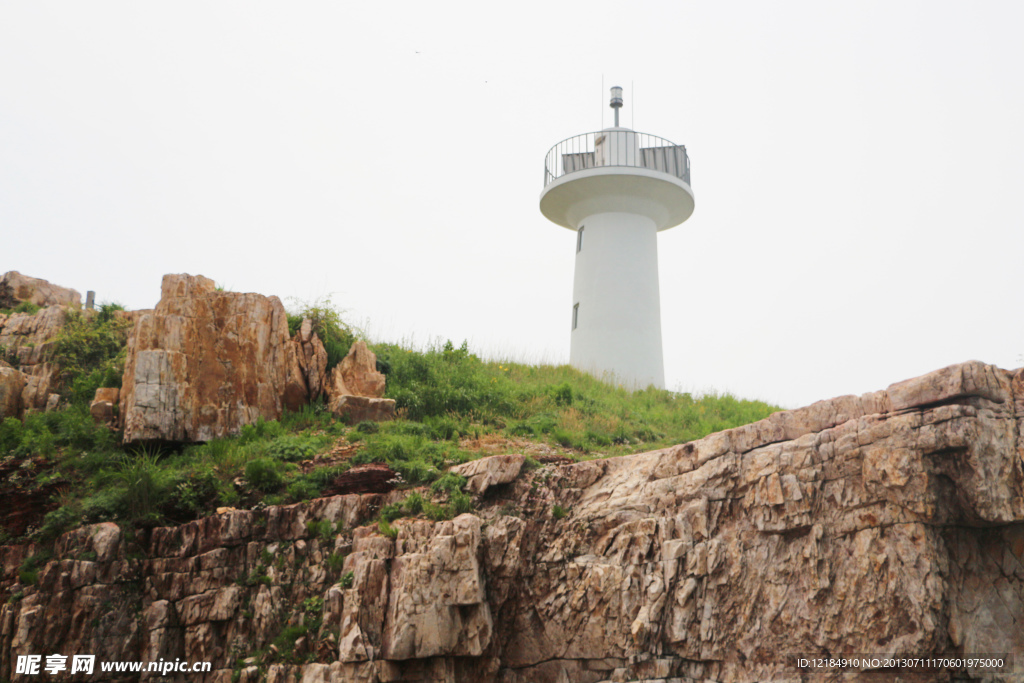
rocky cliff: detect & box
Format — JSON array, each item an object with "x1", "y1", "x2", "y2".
[{"x1": 2, "y1": 360, "x2": 1022, "y2": 682}]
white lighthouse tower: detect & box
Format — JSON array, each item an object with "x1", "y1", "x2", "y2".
[{"x1": 540, "y1": 86, "x2": 694, "y2": 389}]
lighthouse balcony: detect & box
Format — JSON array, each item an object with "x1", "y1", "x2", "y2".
[{"x1": 543, "y1": 130, "x2": 691, "y2": 188}]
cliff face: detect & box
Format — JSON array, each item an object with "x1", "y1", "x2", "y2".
[{"x1": 2, "y1": 360, "x2": 1023, "y2": 682}]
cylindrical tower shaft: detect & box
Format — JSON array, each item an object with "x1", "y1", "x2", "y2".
[{"x1": 571, "y1": 211, "x2": 664, "y2": 388}]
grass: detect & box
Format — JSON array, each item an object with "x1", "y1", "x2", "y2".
[
  {"x1": 0, "y1": 302, "x2": 781, "y2": 547},
  {"x1": 376, "y1": 338, "x2": 779, "y2": 457}
]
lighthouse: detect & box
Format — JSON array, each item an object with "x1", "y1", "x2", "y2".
[{"x1": 540, "y1": 86, "x2": 694, "y2": 389}]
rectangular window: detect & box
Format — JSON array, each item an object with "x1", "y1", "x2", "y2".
[
  {"x1": 576, "y1": 226, "x2": 584, "y2": 253},
  {"x1": 572, "y1": 303, "x2": 579, "y2": 330}
]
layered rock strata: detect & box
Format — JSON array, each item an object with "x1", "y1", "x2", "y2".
[
  {"x1": 1, "y1": 360, "x2": 1023, "y2": 682},
  {"x1": 119, "y1": 274, "x2": 309, "y2": 443}
]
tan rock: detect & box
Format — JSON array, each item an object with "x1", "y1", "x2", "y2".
[
  {"x1": 451, "y1": 454, "x2": 526, "y2": 495},
  {"x1": 119, "y1": 274, "x2": 309, "y2": 443},
  {"x1": 327, "y1": 395, "x2": 396, "y2": 424},
  {"x1": 0, "y1": 366, "x2": 26, "y2": 418},
  {"x1": 94, "y1": 387, "x2": 119, "y2": 404},
  {"x1": 0, "y1": 271, "x2": 81, "y2": 308},
  {"x1": 292, "y1": 318, "x2": 328, "y2": 400},
  {"x1": 325, "y1": 341, "x2": 391, "y2": 423},
  {"x1": 20, "y1": 363, "x2": 60, "y2": 413},
  {"x1": 380, "y1": 515, "x2": 492, "y2": 660},
  {"x1": 89, "y1": 400, "x2": 116, "y2": 423},
  {"x1": 326, "y1": 341, "x2": 385, "y2": 399},
  {"x1": 0, "y1": 306, "x2": 70, "y2": 412}
]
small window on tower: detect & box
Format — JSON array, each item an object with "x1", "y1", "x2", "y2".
[
  {"x1": 577, "y1": 226, "x2": 584, "y2": 253},
  {"x1": 572, "y1": 303, "x2": 579, "y2": 330}
]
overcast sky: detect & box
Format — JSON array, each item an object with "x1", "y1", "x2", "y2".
[{"x1": 2, "y1": 2, "x2": 1022, "y2": 408}]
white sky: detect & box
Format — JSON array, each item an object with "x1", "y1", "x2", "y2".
[{"x1": 2, "y1": 2, "x2": 1022, "y2": 408}]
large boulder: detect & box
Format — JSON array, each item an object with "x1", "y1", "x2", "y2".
[
  {"x1": 0, "y1": 271, "x2": 81, "y2": 308},
  {"x1": 89, "y1": 387, "x2": 120, "y2": 424},
  {"x1": 327, "y1": 340, "x2": 386, "y2": 398},
  {"x1": 451, "y1": 454, "x2": 526, "y2": 495},
  {"x1": 119, "y1": 274, "x2": 309, "y2": 443},
  {"x1": 325, "y1": 341, "x2": 394, "y2": 422}
]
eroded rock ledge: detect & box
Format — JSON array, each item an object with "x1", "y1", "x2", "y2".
[{"x1": 2, "y1": 360, "x2": 1023, "y2": 682}]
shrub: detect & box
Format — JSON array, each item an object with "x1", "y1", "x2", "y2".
[
  {"x1": 378, "y1": 519, "x2": 398, "y2": 538},
  {"x1": 424, "y1": 414, "x2": 465, "y2": 441},
  {"x1": 18, "y1": 549, "x2": 53, "y2": 586},
  {"x1": 551, "y1": 428, "x2": 577, "y2": 449},
  {"x1": 339, "y1": 570, "x2": 355, "y2": 588},
  {"x1": 238, "y1": 418, "x2": 286, "y2": 444},
  {"x1": 49, "y1": 309, "x2": 130, "y2": 406},
  {"x1": 96, "y1": 302, "x2": 125, "y2": 323},
  {"x1": 266, "y1": 434, "x2": 331, "y2": 462},
  {"x1": 430, "y1": 472, "x2": 467, "y2": 496},
  {"x1": 14, "y1": 301, "x2": 41, "y2": 315},
  {"x1": 79, "y1": 489, "x2": 123, "y2": 523},
  {"x1": 305, "y1": 519, "x2": 334, "y2": 542},
  {"x1": 449, "y1": 490, "x2": 473, "y2": 516},
  {"x1": 288, "y1": 296, "x2": 356, "y2": 371},
  {"x1": 169, "y1": 467, "x2": 222, "y2": 517},
  {"x1": 552, "y1": 504, "x2": 568, "y2": 519},
  {"x1": 288, "y1": 479, "x2": 321, "y2": 502},
  {"x1": 279, "y1": 399, "x2": 334, "y2": 432},
  {"x1": 245, "y1": 458, "x2": 283, "y2": 492},
  {"x1": 39, "y1": 505, "x2": 80, "y2": 542},
  {"x1": 272, "y1": 624, "x2": 310, "y2": 660},
  {"x1": 116, "y1": 449, "x2": 170, "y2": 524},
  {"x1": 401, "y1": 491, "x2": 425, "y2": 515},
  {"x1": 327, "y1": 553, "x2": 347, "y2": 572},
  {"x1": 551, "y1": 382, "x2": 575, "y2": 406},
  {"x1": 0, "y1": 417, "x2": 23, "y2": 454}
]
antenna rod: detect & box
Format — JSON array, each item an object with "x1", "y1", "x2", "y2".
[{"x1": 610, "y1": 85, "x2": 623, "y2": 127}]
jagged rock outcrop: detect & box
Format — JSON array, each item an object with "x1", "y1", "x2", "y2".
[
  {"x1": 325, "y1": 341, "x2": 395, "y2": 423},
  {"x1": 0, "y1": 303, "x2": 71, "y2": 414},
  {"x1": 2, "y1": 360, "x2": 1024, "y2": 682},
  {"x1": 292, "y1": 318, "x2": 329, "y2": 401},
  {"x1": 0, "y1": 271, "x2": 81, "y2": 309},
  {"x1": 119, "y1": 274, "x2": 309, "y2": 443}
]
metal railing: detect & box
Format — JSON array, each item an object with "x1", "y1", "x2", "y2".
[{"x1": 544, "y1": 130, "x2": 691, "y2": 188}]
